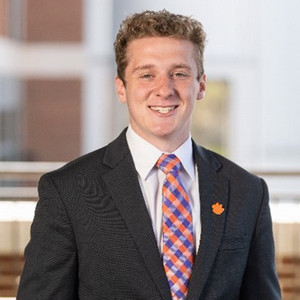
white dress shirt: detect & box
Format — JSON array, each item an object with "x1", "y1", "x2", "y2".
[{"x1": 126, "y1": 126, "x2": 201, "y2": 253}]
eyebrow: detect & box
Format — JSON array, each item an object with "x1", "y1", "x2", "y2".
[
  {"x1": 172, "y1": 64, "x2": 192, "y2": 71},
  {"x1": 133, "y1": 64, "x2": 155, "y2": 73},
  {"x1": 133, "y1": 63, "x2": 192, "y2": 73}
]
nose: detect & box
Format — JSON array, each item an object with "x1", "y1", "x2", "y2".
[{"x1": 155, "y1": 76, "x2": 174, "y2": 99}]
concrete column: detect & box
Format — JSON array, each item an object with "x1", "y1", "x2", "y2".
[{"x1": 82, "y1": 0, "x2": 114, "y2": 153}]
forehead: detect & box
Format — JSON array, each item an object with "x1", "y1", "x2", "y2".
[{"x1": 126, "y1": 37, "x2": 197, "y2": 67}]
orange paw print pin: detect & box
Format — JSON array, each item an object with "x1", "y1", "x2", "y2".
[{"x1": 212, "y1": 202, "x2": 224, "y2": 215}]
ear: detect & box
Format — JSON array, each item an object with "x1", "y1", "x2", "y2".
[
  {"x1": 115, "y1": 76, "x2": 127, "y2": 103},
  {"x1": 197, "y1": 74, "x2": 206, "y2": 101}
]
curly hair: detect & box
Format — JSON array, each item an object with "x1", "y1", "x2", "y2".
[{"x1": 114, "y1": 9, "x2": 207, "y2": 83}]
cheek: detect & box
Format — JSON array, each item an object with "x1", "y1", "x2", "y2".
[
  {"x1": 181, "y1": 88, "x2": 198, "y2": 106},
  {"x1": 183, "y1": 92, "x2": 198, "y2": 116},
  {"x1": 129, "y1": 88, "x2": 151, "y2": 104}
]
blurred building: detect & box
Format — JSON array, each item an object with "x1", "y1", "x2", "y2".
[
  {"x1": 0, "y1": 0, "x2": 83, "y2": 162},
  {"x1": 0, "y1": 0, "x2": 300, "y2": 298},
  {"x1": 1, "y1": 0, "x2": 300, "y2": 167}
]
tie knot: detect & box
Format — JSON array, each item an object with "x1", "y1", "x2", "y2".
[{"x1": 156, "y1": 154, "x2": 181, "y2": 175}]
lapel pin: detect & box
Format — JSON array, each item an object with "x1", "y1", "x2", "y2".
[{"x1": 212, "y1": 202, "x2": 224, "y2": 215}]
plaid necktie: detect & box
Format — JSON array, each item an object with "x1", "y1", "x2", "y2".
[{"x1": 156, "y1": 153, "x2": 195, "y2": 300}]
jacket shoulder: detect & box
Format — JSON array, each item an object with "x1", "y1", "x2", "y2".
[
  {"x1": 44, "y1": 129, "x2": 130, "y2": 181},
  {"x1": 46, "y1": 147, "x2": 108, "y2": 180},
  {"x1": 195, "y1": 144, "x2": 262, "y2": 184}
]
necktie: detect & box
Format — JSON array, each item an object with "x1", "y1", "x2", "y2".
[{"x1": 156, "y1": 154, "x2": 195, "y2": 300}]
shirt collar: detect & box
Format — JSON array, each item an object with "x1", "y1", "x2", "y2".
[
  {"x1": 126, "y1": 125, "x2": 195, "y2": 181},
  {"x1": 173, "y1": 137, "x2": 195, "y2": 180}
]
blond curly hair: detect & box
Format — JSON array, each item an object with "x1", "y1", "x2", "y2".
[{"x1": 114, "y1": 9, "x2": 207, "y2": 83}]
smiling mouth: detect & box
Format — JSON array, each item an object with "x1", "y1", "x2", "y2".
[{"x1": 149, "y1": 106, "x2": 178, "y2": 114}]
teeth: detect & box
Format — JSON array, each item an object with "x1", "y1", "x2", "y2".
[{"x1": 150, "y1": 106, "x2": 176, "y2": 114}]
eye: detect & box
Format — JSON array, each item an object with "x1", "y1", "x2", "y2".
[
  {"x1": 140, "y1": 73, "x2": 153, "y2": 79},
  {"x1": 172, "y1": 72, "x2": 189, "y2": 78}
]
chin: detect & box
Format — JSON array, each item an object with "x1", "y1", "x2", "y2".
[
  {"x1": 151, "y1": 126, "x2": 175, "y2": 137},
  {"x1": 154, "y1": 132, "x2": 181, "y2": 144}
]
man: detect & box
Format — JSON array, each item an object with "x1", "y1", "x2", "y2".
[{"x1": 17, "y1": 10, "x2": 281, "y2": 300}]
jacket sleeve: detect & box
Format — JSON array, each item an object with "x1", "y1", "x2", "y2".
[
  {"x1": 17, "y1": 173, "x2": 78, "y2": 300},
  {"x1": 240, "y1": 179, "x2": 281, "y2": 299}
]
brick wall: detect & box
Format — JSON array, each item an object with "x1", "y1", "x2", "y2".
[
  {"x1": 0, "y1": 0, "x2": 7, "y2": 36},
  {"x1": 274, "y1": 223, "x2": 300, "y2": 300},
  {"x1": 22, "y1": 79, "x2": 81, "y2": 161},
  {"x1": 26, "y1": 0, "x2": 82, "y2": 41}
]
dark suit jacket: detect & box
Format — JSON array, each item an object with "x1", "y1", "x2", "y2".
[{"x1": 17, "y1": 129, "x2": 281, "y2": 300}]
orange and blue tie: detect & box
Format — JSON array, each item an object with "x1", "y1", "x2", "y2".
[{"x1": 156, "y1": 154, "x2": 195, "y2": 300}]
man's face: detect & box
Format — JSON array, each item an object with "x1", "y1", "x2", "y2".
[{"x1": 115, "y1": 36, "x2": 206, "y2": 152}]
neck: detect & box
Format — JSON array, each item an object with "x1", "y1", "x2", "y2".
[
  {"x1": 129, "y1": 126, "x2": 190, "y2": 153},
  {"x1": 150, "y1": 138, "x2": 186, "y2": 153}
]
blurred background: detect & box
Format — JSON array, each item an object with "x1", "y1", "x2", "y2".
[{"x1": 0, "y1": 0, "x2": 299, "y2": 299}]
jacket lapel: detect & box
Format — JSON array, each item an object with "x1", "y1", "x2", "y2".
[
  {"x1": 101, "y1": 130, "x2": 172, "y2": 300},
  {"x1": 100, "y1": 131, "x2": 229, "y2": 299},
  {"x1": 188, "y1": 144, "x2": 229, "y2": 300}
]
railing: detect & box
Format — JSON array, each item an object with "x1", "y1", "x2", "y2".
[
  {"x1": 0, "y1": 162, "x2": 66, "y2": 297},
  {"x1": 0, "y1": 162, "x2": 300, "y2": 299},
  {"x1": 1, "y1": 161, "x2": 299, "y2": 201},
  {"x1": 0, "y1": 162, "x2": 64, "y2": 202}
]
